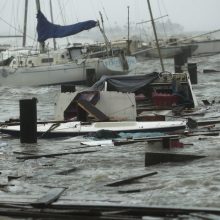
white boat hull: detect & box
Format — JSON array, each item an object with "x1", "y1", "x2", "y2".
[
  {"x1": 0, "y1": 120, "x2": 186, "y2": 138},
  {"x1": 0, "y1": 56, "x2": 137, "y2": 87},
  {"x1": 146, "y1": 46, "x2": 183, "y2": 58}
]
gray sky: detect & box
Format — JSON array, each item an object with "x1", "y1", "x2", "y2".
[{"x1": 1, "y1": 0, "x2": 220, "y2": 46}]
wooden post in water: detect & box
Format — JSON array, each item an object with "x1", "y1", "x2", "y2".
[
  {"x1": 19, "y1": 98, "x2": 37, "y2": 143},
  {"x1": 174, "y1": 52, "x2": 187, "y2": 73},
  {"x1": 61, "y1": 85, "x2": 76, "y2": 93},
  {"x1": 188, "y1": 63, "x2": 198, "y2": 84}
]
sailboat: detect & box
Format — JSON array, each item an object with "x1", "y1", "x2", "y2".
[{"x1": 0, "y1": 9, "x2": 137, "y2": 87}]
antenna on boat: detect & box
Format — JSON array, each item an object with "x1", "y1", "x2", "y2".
[{"x1": 147, "y1": 0, "x2": 165, "y2": 72}]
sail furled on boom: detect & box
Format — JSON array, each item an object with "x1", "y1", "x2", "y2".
[{"x1": 37, "y1": 10, "x2": 97, "y2": 42}]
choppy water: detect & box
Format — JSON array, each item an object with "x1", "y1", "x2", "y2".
[{"x1": 1, "y1": 55, "x2": 220, "y2": 211}]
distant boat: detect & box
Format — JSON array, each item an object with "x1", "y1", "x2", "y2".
[
  {"x1": 183, "y1": 38, "x2": 220, "y2": 57},
  {"x1": 0, "y1": 10, "x2": 137, "y2": 87},
  {"x1": 134, "y1": 38, "x2": 198, "y2": 59}
]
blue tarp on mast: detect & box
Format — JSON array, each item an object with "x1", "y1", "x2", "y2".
[{"x1": 37, "y1": 10, "x2": 97, "y2": 42}]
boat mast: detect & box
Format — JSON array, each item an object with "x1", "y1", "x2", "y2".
[
  {"x1": 22, "y1": 0, "x2": 28, "y2": 47},
  {"x1": 98, "y1": 11, "x2": 112, "y2": 57},
  {"x1": 127, "y1": 6, "x2": 131, "y2": 55},
  {"x1": 49, "y1": 0, "x2": 57, "y2": 50},
  {"x1": 147, "y1": 0, "x2": 164, "y2": 71},
  {"x1": 35, "y1": 0, "x2": 45, "y2": 53}
]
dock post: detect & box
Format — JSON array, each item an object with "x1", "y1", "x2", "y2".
[
  {"x1": 162, "y1": 137, "x2": 171, "y2": 149},
  {"x1": 19, "y1": 98, "x2": 37, "y2": 143},
  {"x1": 188, "y1": 63, "x2": 198, "y2": 84},
  {"x1": 61, "y1": 84, "x2": 75, "y2": 93},
  {"x1": 174, "y1": 52, "x2": 187, "y2": 73}
]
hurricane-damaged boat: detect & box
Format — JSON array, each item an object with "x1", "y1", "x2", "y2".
[{"x1": 0, "y1": 71, "x2": 197, "y2": 138}]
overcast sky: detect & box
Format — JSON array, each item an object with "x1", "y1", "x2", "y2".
[{"x1": 1, "y1": 0, "x2": 220, "y2": 46}]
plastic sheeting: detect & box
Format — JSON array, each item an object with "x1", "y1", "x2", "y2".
[{"x1": 90, "y1": 72, "x2": 159, "y2": 93}]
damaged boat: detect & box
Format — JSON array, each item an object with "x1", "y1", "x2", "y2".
[{"x1": 0, "y1": 71, "x2": 197, "y2": 138}]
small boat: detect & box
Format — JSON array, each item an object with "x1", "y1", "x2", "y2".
[{"x1": 0, "y1": 120, "x2": 186, "y2": 138}]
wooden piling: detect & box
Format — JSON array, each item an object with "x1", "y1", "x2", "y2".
[
  {"x1": 61, "y1": 84, "x2": 75, "y2": 93},
  {"x1": 174, "y1": 52, "x2": 187, "y2": 73},
  {"x1": 19, "y1": 98, "x2": 37, "y2": 143},
  {"x1": 188, "y1": 63, "x2": 198, "y2": 84}
]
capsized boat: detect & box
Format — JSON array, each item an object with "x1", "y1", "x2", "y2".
[{"x1": 0, "y1": 120, "x2": 186, "y2": 138}]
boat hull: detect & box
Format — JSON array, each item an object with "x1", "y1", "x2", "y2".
[
  {"x1": 0, "y1": 56, "x2": 137, "y2": 87},
  {"x1": 0, "y1": 121, "x2": 186, "y2": 138}
]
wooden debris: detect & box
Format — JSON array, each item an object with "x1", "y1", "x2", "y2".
[
  {"x1": 77, "y1": 99, "x2": 109, "y2": 122},
  {"x1": 55, "y1": 167, "x2": 77, "y2": 175},
  {"x1": 113, "y1": 135, "x2": 180, "y2": 146},
  {"x1": 118, "y1": 188, "x2": 148, "y2": 194},
  {"x1": 186, "y1": 131, "x2": 219, "y2": 137},
  {"x1": 7, "y1": 176, "x2": 22, "y2": 181},
  {"x1": 145, "y1": 152, "x2": 206, "y2": 166},
  {"x1": 16, "y1": 150, "x2": 98, "y2": 160},
  {"x1": 203, "y1": 69, "x2": 220, "y2": 73},
  {"x1": 202, "y1": 99, "x2": 211, "y2": 106},
  {"x1": 31, "y1": 187, "x2": 66, "y2": 208},
  {"x1": 105, "y1": 172, "x2": 158, "y2": 187},
  {"x1": 197, "y1": 119, "x2": 220, "y2": 126}
]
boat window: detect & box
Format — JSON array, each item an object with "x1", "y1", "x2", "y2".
[{"x1": 41, "y1": 58, "x2": 53, "y2": 63}]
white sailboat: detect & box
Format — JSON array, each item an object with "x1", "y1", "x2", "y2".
[{"x1": 0, "y1": 4, "x2": 137, "y2": 87}]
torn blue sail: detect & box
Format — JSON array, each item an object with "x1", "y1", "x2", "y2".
[{"x1": 37, "y1": 10, "x2": 97, "y2": 42}]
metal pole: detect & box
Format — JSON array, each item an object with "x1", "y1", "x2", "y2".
[
  {"x1": 49, "y1": 0, "x2": 57, "y2": 50},
  {"x1": 35, "y1": 0, "x2": 41, "y2": 11},
  {"x1": 147, "y1": 0, "x2": 165, "y2": 71},
  {"x1": 35, "y1": 0, "x2": 45, "y2": 53},
  {"x1": 127, "y1": 6, "x2": 131, "y2": 55},
  {"x1": 22, "y1": 0, "x2": 28, "y2": 47}
]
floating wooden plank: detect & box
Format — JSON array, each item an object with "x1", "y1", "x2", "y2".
[
  {"x1": 77, "y1": 99, "x2": 109, "y2": 122},
  {"x1": 16, "y1": 150, "x2": 98, "y2": 160},
  {"x1": 118, "y1": 187, "x2": 148, "y2": 194},
  {"x1": 113, "y1": 135, "x2": 180, "y2": 146},
  {"x1": 186, "y1": 131, "x2": 219, "y2": 137},
  {"x1": 203, "y1": 69, "x2": 220, "y2": 73},
  {"x1": 197, "y1": 119, "x2": 220, "y2": 126},
  {"x1": 55, "y1": 167, "x2": 77, "y2": 175},
  {"x1": 31, "y1": 187, "x2": 66, "y2": 208},
  {"x1": 7, "y1": 176, "x2": 22, "y2": 181},
  {"x1": 145, "y1": 152, "x2": 206, "y2": 166},
  {"x1": 105, "y1": 172, "x2": 158, "y2": 187}
]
